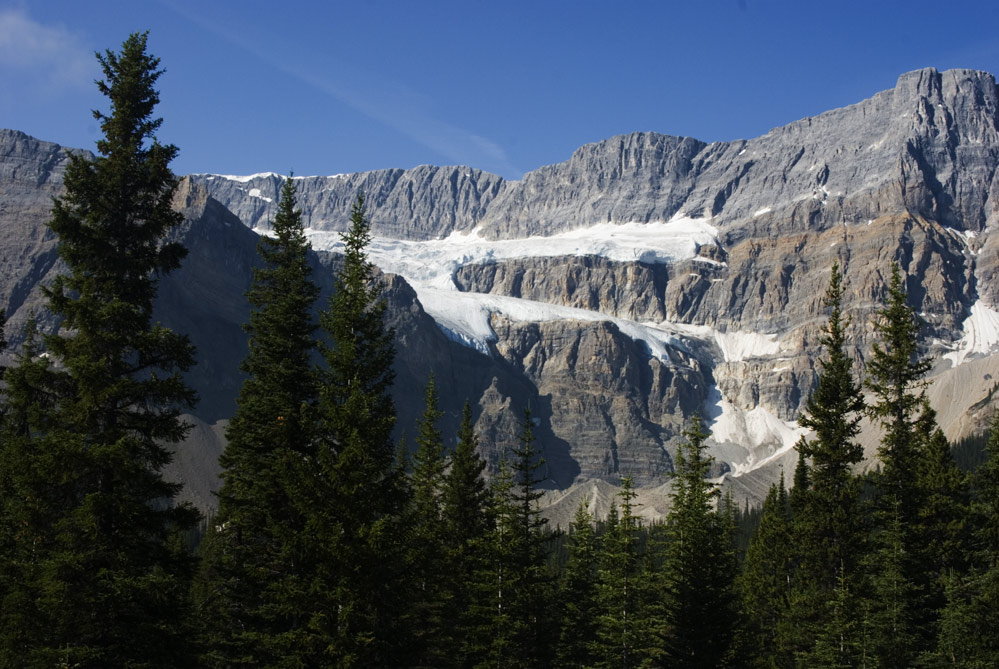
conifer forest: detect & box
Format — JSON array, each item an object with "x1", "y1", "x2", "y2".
[{"x1": 1, "y1": 33, "x2": 998, "y2": 669}]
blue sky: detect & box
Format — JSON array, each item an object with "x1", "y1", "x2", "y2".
[{"x1": 3, "y1": 1, "x2": 999, "y2": 180}]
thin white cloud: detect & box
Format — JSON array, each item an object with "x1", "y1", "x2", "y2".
[
  {"x1": 158, "y1": 0, "x2": 523, "y2": 178},
  {"x1": 0, "y1": 8, "x2": 96, "y2": 91}
]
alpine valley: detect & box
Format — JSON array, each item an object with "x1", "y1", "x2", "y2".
[{"x1": 4, "y1": 67, "x2": 999, "y2": 521}]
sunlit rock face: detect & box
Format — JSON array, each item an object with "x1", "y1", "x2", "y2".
[{"x1": 5, "y1": 67, "x2": 999, "y2": 510}]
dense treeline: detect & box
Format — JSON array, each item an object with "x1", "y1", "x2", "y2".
[{"x1": 1, "y1": 32, "x2": 998, "y2": 668}]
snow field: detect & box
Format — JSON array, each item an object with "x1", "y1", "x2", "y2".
[
  {"x1": 297, "y1": 216, "x2": 802, "y2": 476},
  {"x1": 943, "y1": 300, "x2": 999, "y2": 366}
]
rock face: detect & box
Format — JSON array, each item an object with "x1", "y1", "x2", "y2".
[{"x1": 5, "y1": 67, "x2": 999, "y2": 512}]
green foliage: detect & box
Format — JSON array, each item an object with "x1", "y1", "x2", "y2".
[
  {"x1": 440, "y1": 402, "x2": 493, "y2": 667},
  {"x1": 407, "y1": 375, "x2": 449, "y2": 668},
  {"x1": 0, "y1": 32, "x2": 198, "y2": 668},
  {"x1": 478, "y1": 410, "x2": 555, "y2": 669},
  {"x1": 785, "y1": 264, "x2": 867, "y2": 662},
  {"x1": 556, "y1": 501, "x2": 600, "y2": 669},
  {"x1": 594, "y1": 477, "x2": 648, "y2": 668},
  {"x1": 194, "y1": 175, "x2": 320, "y2": 666},
  {"x1": 655, "y1": 414, "x2": 738, "y2": 668},
  {"x1": 865, "y1": 264, "x2": 931, "y2": 507},
  {"x1": 739, "y1": 474, "x2": 793, "y2": 667},
  {"x1": 928, "y1": 413, "x2": 999, "y2": 665},
  {"x1": 309, "y1": 192, "x2": 409, "y2": 665}
]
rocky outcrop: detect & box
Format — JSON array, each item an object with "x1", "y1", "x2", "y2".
[
  {"x1": 187, "y1": 165, "x2": 505, "y2": 240},
  {"x1": 6, "y1": 67, "x2": 999, "y2": 512}
]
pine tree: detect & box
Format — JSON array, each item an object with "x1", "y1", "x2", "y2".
[
  {"x1": 194, "y1": 175, "x2": 320, "y2": 666},
  {"x1": 309, "y1": 191, "x2": 408, "y2": 665},
  {"x1": 655, "y1": 414, "x2": 738, "y2": 668},
  {"x1": 555, "y1": 501, "x2": 600, "y2": 669},
  {"x1": 803, "y1": 562, "x2": 864, "y2": 669},
  {"x1": 0, "y1": 32, "x2": 198, "y2": 668},
  {"x1": 476, "y1": 458, "x2": 518, "y2": 668}
]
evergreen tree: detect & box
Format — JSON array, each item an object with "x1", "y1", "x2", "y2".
[
  {"x1": 485, "y1": 409, "x2": 554, "y2": 669},
  {"x1": 441, "y1": 401, "x2": 493, "y2": 667},
  {"x1": 912, "y1": 402, "x2": 972, "y2": 664},
  {"x1": 788, "y1": 264, "x2": 867, "y2": 661},
  {"x1": 595, "y1": 477, "x2": 648, "y2": 669},
  {"x1": 803, "y1": 562, "x2": 865, "y2": 669},
  {"x1": 0, "y1": 33, "x2": 198, "y2": 668},
  {"x1": 407, "y1": 375, "x2": 449, "y2": 668},
  {"x1": 865, "y1": 264, "x2": 931, "y2": 515},
  {"x1": 931, "y1": 413, "x2": 999, "y2": 665},
  {"x1": 555, "y1": 501, "x2": 600, "y2": 669},
  {"x1": 655, "y1": 414, "x2": 738, "y2": 668},
  {"x1": 476, "y1": 458, "x2": 517, "y2": 668},
  {"x1": 194, "y1": 175, "x2": 320, "y2": 666},
  {"x1": 916, "y1": 404, "x2": 971, "y2": 585},
  {"x1": 863, "y1": 264, "x2": 934, "y2": 666},
  {"x1": 738, "y1": 473, "x2": 793, "y2": 668},
  {"x1": 310, "y1": 191, "x2": 408, "y2": 665}
]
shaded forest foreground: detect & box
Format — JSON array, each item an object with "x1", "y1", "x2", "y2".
[{"x1": 1, "y1": 32, "x2": 998, "y2": 669}]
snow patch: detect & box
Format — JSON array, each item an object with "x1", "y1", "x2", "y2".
[
  {"x1": 247, "y1": 188, "x2": 273, "y2": 203},
  {"x1": 208, "y1": 172, "x2": 339, "y2": 182},
  {"x1": 753, "y1": 206, "x2": 772, "y2": 217},
  {"x1": 705, "y1": 386, "x2": 807, "y2": 477},
  {"x1": 944, "y1": 301, "x2": 999, "y2": 366},
  {"x1": 213, "y1": 172, "x2": 281, "y2": 183},
  {"x1": 415, "y1": 289, "x2": 688, "y2": 363},
  {"x1": 304, "y1": 215, "x2": 719, "y2": 292}
]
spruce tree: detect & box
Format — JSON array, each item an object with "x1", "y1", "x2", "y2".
[
  {"x1": 194, "y1": 175, "x2": 320, "y2": 666},
  {"x1": 738, "y1": 473, "x2": 793, "y2": 668},
  {"x1": 0, "y1": 32, "x2": 198, "y2": 668},
  {"x1": 865, "y1": 264, "x2": 931, "y2": 515},
  {"x1": 555, "y1": 501, "x2": 600, "y2": 669},
  {"x1": 440, "y1": 401, "x2": 493, "y2": 667},
  {"x1": 863, "y1": 264, "x2": 934, "y2": 666},
  {"x1": 656, "y1": 414, "x2": 738, "y2": 668},
  {"x1": 912, "y1": 403, "x2": 972, "y2": 662},
  {"x1": 788, "y1": 264, "x2": 867, "y2": 660},
  {"x1": 407, "y1": 375, "x2": 449, "y2": 668},
  {"x1": 310, "y1": 192, "x2": 408, "y2": 665},
  {"x1": 931, "y1": 413, "x2": 999, "y2": 665},
  {"x1": 595, "y1": 477, "x2": 648, "y2": 669},
  {"x1": 485, "y1": 409, "x2": 554, "y2": 669}
]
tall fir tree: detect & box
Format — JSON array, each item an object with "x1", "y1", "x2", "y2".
[
  {"x1": 931, "y1": 413, "x2": 999, "y2": 665},
  {"x1": 865, "y1": 264, "x2": 931, "y2": 515},
  {"x1": 788, "y1": 264, "x2": 867, "y2": 661},
  {"x1": 863, "y1": 263, "x2": 934, "y2": 666},
  {"x1": 0, "y1": 33, "x2": 198, "y2": 668},
  {"x1": 407, "y1": 375, "x2": 449, "y2": 668},
  {"x1": 738, "y1": 472, "x2": 794, "y2": 668},
  {"x1": 595, "y1": 477, "x2": 648, "y2": 669},
  {"x1": 485, "y1": 409, "x2": 554, "y2": 669},
  {"x1": 655, "y1": 414, "x2": 738, "y2": 668},
  {"x1": 310, "y1": 191, "x2": 408, "y2": 666},
  {"x1": 194, "y1": 176, "x2": 320, "y2": 666},
  {"x1": 440, "y1": 401, "x2": 493, "y2": 667},
  {"x1": 555, "y1": 501, "x2": 600, "y2": 669}
]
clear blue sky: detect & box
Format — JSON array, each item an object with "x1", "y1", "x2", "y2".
[{"x1": 3, "y1": 1, "x2": 998, "y2": 180}]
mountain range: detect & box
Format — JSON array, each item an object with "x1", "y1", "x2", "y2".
[{"x1": 3, "y1": 66, "x2": 999, "y2": 520}]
